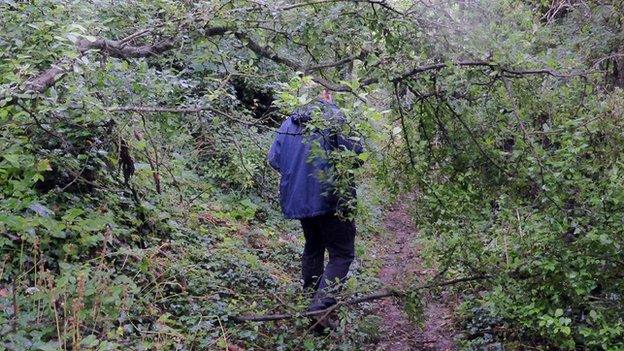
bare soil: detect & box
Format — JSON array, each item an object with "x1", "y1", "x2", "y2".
[{"x1": 366, "y1": 197, "x2": 457, "y2": 351}]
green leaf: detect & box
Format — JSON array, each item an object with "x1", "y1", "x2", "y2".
[
  {"x1": 3, "y1": 154, "x2": 20, "y2": 167},
  {"x1": 62, "y1": 208, "x2": 85, "y2": 222},
  {"x1": 36, "y1": 159, "x2": 52, "y2": 172},
  {"x1": 358, "y1": 152, "x2": 370, "y2": 161},
  {"x1": 589, "y1": 310, "x2": 598, "y2": 320},
  {"x1": 560, "y1": 326, "x2": 571, "y2": 335},
  {"x1": 80, "y1": 335, "x2": 100, "y2": 347},
  {"x1": 37, "y1": 341, "x2": 61, "y2": 351}
]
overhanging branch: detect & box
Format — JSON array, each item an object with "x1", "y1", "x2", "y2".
[
  {"x1": 12, "y1": 19, "x2": 586, "y2": 100},
  {"x1": 232, "y1": 31, "x2": 364, "y2": 92},
  {"x1": 392, "y1": 61, "x2": 583, "y2": 83},
  {"x1": 106, "y1": 105, "x2": 264, "y2": 128},
  {"x1": 17, "y1": 26, "x2": 231, "y2": 97},
  {"x1": 75, "y1": 37, "x2": 175, "y2": 59},
  {"x1": 22, "y1": 37, "x2": 174, "y2": 95}
]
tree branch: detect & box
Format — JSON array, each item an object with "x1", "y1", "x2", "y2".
[
  {"x1": 232, "y1": 274, "x2": 489, "y2": 323},
  {"x1": 235, "y1": 32, "x2": 302, "y2": 69},
  {"x1": 233, "y1": 31, "x2": 363, "y2": 92},
  {"x1": 104, "y1": 104, "x2": 310, "y2": 136},
  {"x1": 17, "y1": 26, "x2": 231, "y2": 97},
  {"x1": 443, "y1": 101, "x2": 510, "y2": 176},
  {"x1": 392, "y1": 60, "x2": 583, "y2": 83},
  {"x1": 394, "y1": 82, "x2": 416, "y2": 168},
  {"x1": 25, "y1": 66, "x2": 68, "y2": 93},
  {"x1": 75, "y1": 37, "x2": 175, "y2": 59},
  {"x1": 14, "y1": 101, "x2": 71, "y2": 149},
  {"x1": 305, "y1": 50, "x2": 369, "y2": 72},
  {"x1": 105, "y1": 105, "x2": 281, "y2": 130}
]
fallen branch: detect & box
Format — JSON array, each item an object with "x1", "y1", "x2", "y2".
[
  {"x1": 76, "y1": 37, "x2": 175, "y2": 59},
  {"x1": 232, "y1": 274, "x2": 489, "y2": 323},
  {"x1": 233, "y1": 290, "x2": 399, "y2": 323},
  {"x1": 25, "y1": 65, "x2": 68, "y2": 93},
  {"x1": 14, "y1": 25, "x2": 230, "y2": 97},
  {"x1": 23, "y1": 36, "x2": 175, "y2": 95}
]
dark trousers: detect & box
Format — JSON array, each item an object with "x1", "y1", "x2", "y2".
[{"x1": 300, "y1": 212, "x2": 356, "y2": 311}]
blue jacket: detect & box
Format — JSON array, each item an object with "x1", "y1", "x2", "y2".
[{"x1": 267, "y1": 100, "x2": 363, "y2": 219}]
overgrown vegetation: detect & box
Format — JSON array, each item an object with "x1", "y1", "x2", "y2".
[{"x1": 1, "y1": 0, "x2": 623, "y2": 350}]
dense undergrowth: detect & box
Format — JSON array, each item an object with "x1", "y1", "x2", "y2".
[{"x1": 2, "y1": 0, "x2": 624, "y2": 350}]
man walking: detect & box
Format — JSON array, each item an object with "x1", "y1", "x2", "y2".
[{"x1": 267, "y1": 89, "x2": 363, "y2": 329}]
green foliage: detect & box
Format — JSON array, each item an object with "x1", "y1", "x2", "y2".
[
  {"x1": 378, "y1": 2, "x2": 624, "y2": 348},
  {"x1": 0, "y1": 1, "x2": 389, "y2": 349}
]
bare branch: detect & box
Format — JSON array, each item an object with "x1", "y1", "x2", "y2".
[
  {"x1": 305, "y1": 50, "x2": 369, "y2": 72},
  {"x1": 442, "y1": 101, "x2": 509, "y2": 176},
  {"x1": 108, "y1": 106, "x2": 217, "y2": 114},
  {"x1": 25, "y1": 66, "x2": 68, "y2": 93},
  {"x1": 234, "y1": 32, "x2": 302, "y2": 69},
  {"x1": 14, "y1": 101, "x2": 71, "y2": 149},
  {"x1": 233, "y1": 31, "x2": 363, "y2": 92},
  {"x1": 106, "y1": 105, "x2": 273, "y2": 129},
  {"x1": 277, "y1": 0, "x2": 403, "y2": 14},
  {"x1": 392, "y1": 61, "x2": 580, "y2": 83},
  {"x1": 75, "y1": 37, "x2": 175, "y2": 59},
  {"x1": 104, "y1": 105, "x2": 305, "y2": 136},
  {"x1": 232, "y1": 275, "x2": 489, "y2": 323}
]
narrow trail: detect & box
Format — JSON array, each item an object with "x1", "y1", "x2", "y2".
[{"x1": 366, "y1": 197, "x2": 457, "y2": 351}]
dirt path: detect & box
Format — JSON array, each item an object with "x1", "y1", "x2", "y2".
[{"x1": 366, "y1": 197, "x2": 456, "y2": 351}]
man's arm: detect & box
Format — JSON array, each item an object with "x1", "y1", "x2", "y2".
[
  {"x1": 335, "y1": 132, "x2": 363, "y2": 154},
  {"x1": 267, "y1": 133, "x2": 281, "y2": 172}
]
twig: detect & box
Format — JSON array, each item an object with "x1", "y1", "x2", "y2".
[
  {"x1": 394, "y1": 82, "x2": 416, "y2": 168},
  {"x1": 293, "y1": 303, "x2": 338, "y2": 349},
  {"x1": 443, "y1": 101, "x2": 509, "y2": 176},
  {"x1": 107, "y1": 105, "x2": 261, "y2": 128},
  {"x1": 501, "y1": 77, "x2": 564, "y2": 213},
  {"x1": 118, "y1": 28, "x2": 153, "y2": 46},
  {"x1": 105, "y1": 105, "x2": 304, "y2": 135},
  {"x1": 216, "y1": 315, "x2": 228, "y2": 351},
  {"x1": 14, "y1": 101, "x2": 71, "y2": 149},
  {"x1": 12, "y1": 277, "x2": 18, "y2": 332},
  {"x1": 393, "y1": 60, "x2": 586, "y2": 83}
]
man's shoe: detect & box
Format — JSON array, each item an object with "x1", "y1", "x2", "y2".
[{"x1": 309, "y1": 313, "x2": 338, "y2": 335}]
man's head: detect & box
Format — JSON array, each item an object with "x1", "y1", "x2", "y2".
[{"x1": 320, "y1": 88, "x2": 333, "y2": 103}]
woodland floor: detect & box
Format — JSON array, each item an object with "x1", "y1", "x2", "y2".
[{"x1": 366, "y1": 196, "x2": 457, "y2": 351}]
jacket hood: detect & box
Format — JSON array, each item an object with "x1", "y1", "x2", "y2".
[
  {"x1": 291, "y1": 100, "x2": 343, "y2": 125},
  {"x1": 291, "y1": 106, "x2": 313, "y2": 125}
]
